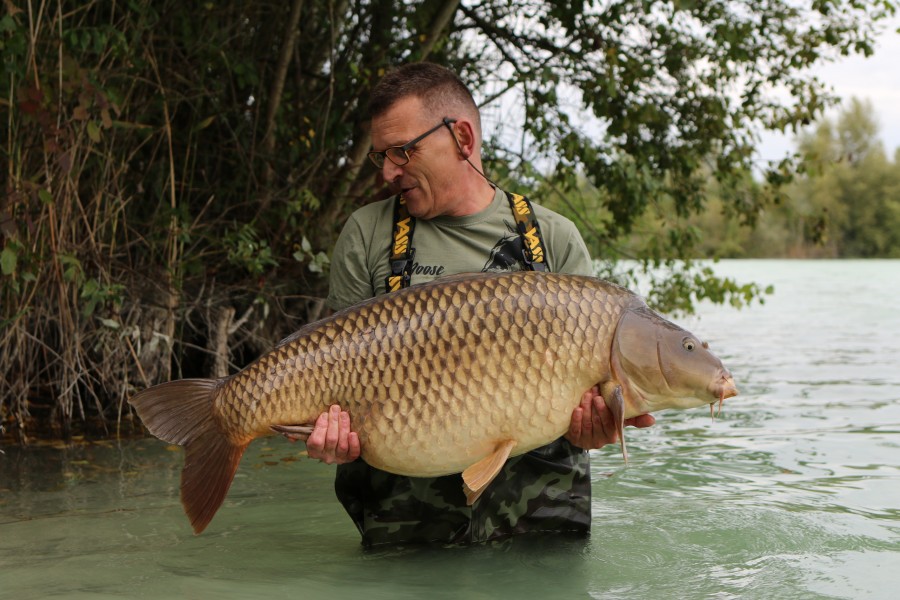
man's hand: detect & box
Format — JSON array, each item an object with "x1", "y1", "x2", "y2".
[
  {"x1": 565, "y1": 386, "x2": 656, "y2": 450},
  {"x1": 301, "y1": 405, "x2": 361, "y2": 464}
]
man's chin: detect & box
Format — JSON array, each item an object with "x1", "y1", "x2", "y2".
[
  {"x1": 406, "y1": 205, "x2": 430, "y2": 219},
  {"x1": 402, "y1": 192, "x2": 430, "y2": 218}
]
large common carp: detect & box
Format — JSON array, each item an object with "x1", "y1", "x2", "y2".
[{"x1": 129, "y1": 271, "x2": 737, "y2": 534}]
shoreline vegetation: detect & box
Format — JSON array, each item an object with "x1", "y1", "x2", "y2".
[{"x1": 2, "y1": 1, "x2": 897, "y2": 443}]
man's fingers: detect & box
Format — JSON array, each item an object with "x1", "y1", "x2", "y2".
[
  {"x1": 336, "y1": 410, "x2": 351, "y2": 457},
  {"x1": 306, "y1": 411, "x2": 329, "y2": 451},
  {"x1": 568, "y1": 406, "x2": 583, "y2": 442},
  {"x1": 567, "y1": 390, "x2": 593, "y2": 445},
  {"x1": 625, "y1": 414, "x2": 656, "y2": 429},
  {"x1": 323, "y1": 405, "x2": 341, "y2": 457},
  {"x1": 303, "y1": 405, "x2": 358, "y2": 464},
  {"x1": 579, "y1": 391, "x2": 593, "y2": 436},
  {"x1": 347, "y1": 431, "x2": 361, "y2": 461},
  {"x1": 590, "y1": 393, "x2": 612, "y2": 446},
  {"x1": 564, "y1": 385, "x2": 656, "y2": 450}
]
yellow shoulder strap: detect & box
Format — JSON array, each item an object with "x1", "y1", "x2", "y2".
[{"x1": 385, "y1": 195, "x2": 416, "y2": 292}]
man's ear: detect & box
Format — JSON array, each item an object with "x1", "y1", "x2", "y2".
[{"x1": 452, "y1": 120, "x2": 477, "y2": 160}]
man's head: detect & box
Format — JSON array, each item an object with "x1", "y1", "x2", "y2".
[
  {"x1": 368, "y1": 63, "x2": 481, "y2": 139},
  {"x1": 367, "y1": 63, "x2": 491, "y2": 219}
]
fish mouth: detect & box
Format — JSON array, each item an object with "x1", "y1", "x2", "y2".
[
  {"x1": 719, "y1": 375, "x2": 738, "y2": 400},
  {"x1": 709, "y1": 373, "x2": 738, "y2": 418}
]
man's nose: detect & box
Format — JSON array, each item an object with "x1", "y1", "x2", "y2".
[{"x1": 382, "y1": 160, "x2": 403, "y2": 182}]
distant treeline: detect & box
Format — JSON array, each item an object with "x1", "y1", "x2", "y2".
[
  {"x1": 690, "y1": 99, "x2": 900, "y2": 259},
  {"x1": 544, "y1": 98, "x2": 900, "y2": 262}
]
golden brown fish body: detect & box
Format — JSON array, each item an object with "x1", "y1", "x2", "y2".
[{"x1": 130, "y1": 271, "x2": 738, "y2": 534}]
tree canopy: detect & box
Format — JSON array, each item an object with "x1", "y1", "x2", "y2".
[{"x1": 1, "y1": 0, "x2": 896, "y2": 438}]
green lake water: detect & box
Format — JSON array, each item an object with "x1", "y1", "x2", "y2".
[{"x1": 1, "y1": 259, "x2": 898, "y2": 599}]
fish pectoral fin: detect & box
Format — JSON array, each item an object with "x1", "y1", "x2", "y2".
[
  {"x1": 462, "y1": 439, "x2": 517, "y2": 506},
  {"x1": 270, "y1": 423, "x2": 316, "y2": 442},
  {"x1": 602, "y1": 383, "x2": 628, "y2": 464}
]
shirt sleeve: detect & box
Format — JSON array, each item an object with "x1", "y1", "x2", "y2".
[
  {"x1": 552, "y1": 221, "x2": 593, "y2": 276},
  {"x1": 540, "y1": 211, "x2": 593, "y2": 276},
  {"x1": 327, "y1": 214, "x2": 376, "y2": 311}
]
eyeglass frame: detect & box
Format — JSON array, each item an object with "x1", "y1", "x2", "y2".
[{"x1": 367, "y1": 117, "x2": 458, "y2": 169}]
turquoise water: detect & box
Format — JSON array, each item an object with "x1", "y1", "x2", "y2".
[{"x1": 2, "y1": 260, "x2": 899, "y2": 599}]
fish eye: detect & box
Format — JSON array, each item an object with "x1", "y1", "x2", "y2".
[{"x1": 682, "y1": 338, "x2": 696, "y2": 351}]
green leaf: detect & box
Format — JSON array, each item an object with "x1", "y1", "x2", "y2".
[
  {"x1": 58, "y1": 254, "x2": 83, "y2": 283},
  {"x1": 308, "y1": 251, "x2": 330, "y2": 274},
  {"x1": 192, "y1": 116, "x2": 216, "y2": 132},
  {"x1": 87, "y1": 121, "x2": 101, "y2": 143},
  {"x1": 39, "y1": 189, "x2": 53, "y2": 205},
  {"x1": 0, "y1": 15, "x2": 18, "y2": 34},
  {"x1": 83, "y1": 298, "x2": 98, "y2": 317},
  {"x1": 1, "y1": 246, "x2": 16, "y2": 275}
]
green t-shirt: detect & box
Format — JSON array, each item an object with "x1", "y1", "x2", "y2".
[{"x1": 327, "y1": 187, "x2": 593, "y2": 310}]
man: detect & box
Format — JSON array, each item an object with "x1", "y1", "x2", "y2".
[{"x1": 298, "y1": 63, "x2": 653, "y2": 545}]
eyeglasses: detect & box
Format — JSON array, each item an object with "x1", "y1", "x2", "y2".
[{"x1": 368, "y1": 117, "x2": 457, "y2": 169}]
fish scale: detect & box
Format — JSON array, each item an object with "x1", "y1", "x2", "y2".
[{"x1": 129, "y1": 270, "x2": 737, "y2": 534}]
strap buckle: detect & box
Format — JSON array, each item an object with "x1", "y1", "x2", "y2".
[
  {"x1": 390, "y1": 248, "x2": 415, "y2": 279},
  {"x1": 386, "y1": 248, "x2": 415, "y2": 292}
]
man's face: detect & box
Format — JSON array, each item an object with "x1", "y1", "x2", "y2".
[{"x1": 370, "y1": 96, "x2": 461, "y2": 219}]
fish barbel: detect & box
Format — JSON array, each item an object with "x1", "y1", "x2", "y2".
[{"x1": 129, "y1": 271, "x2": 738, "y2": 534}]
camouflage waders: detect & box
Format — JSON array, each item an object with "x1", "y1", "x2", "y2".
[{"x1": 334, "y1": 438, "x2": 591, "y2": 546}]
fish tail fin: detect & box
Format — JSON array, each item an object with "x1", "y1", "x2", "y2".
[
  {"x1": 129, "y1": 379, "x2": 249, "y2": 534},
  {"x1": 181, "y1": 427, "x2": 249, "y2": 534}
]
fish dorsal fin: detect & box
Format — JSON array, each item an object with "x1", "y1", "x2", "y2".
[
  {"x1": 462, "y1": 439, "x2": 517, "y2": 505},
  {"x1": 430, "y1": 271, "x2": 504, "y2": 285},
  {"x1": 601, "y1": 382, "x2": 628, "y2": 463}
]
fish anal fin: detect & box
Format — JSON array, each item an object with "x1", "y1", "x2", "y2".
[
  {"x1": 601, "y1": 382, "x2": 628, "y2": 464},
  {"x1": 461, "y1": 439, "x2": 517, "y2": 505}
]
